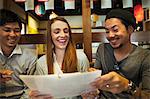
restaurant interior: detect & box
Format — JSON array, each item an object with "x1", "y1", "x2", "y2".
[{"x1": 1, "y1": 0, "x2": 150, "y2": 63}]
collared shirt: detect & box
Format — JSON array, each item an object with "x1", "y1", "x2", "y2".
[{"x1": 0, "y1": 45, "x2": 38, "y2": 99}]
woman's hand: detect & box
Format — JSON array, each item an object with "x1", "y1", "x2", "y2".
[
  {"x1": 81, "y1": 67, "x2": 99, "y2": 98},
  {"x1": 29, "y1": 90, "x2": 53, "y2": 99},
  {"x1": 88, "y1": 67, "x2": 97, "y2": 72},
  {"x1": 81, "y1": 87, "x2": 100, "y2": 99},
  {"x1": 91, "y1": 71, "x2": 129, "y2": 94}
]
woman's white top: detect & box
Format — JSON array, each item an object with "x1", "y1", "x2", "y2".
[{"x1": 36, "y1": 49, "x2": 90, "y2": 75}]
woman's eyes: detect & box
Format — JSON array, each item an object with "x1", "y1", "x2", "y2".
[
  {"x1": 53, "y1": 28, "x2": 69, "y2": 34},
  {"x1": 63, "y1": 28, "x2": 69, "y2": 33},
  {"x1": 53, "y1": 30, "x2": 60, "y2": 34}
]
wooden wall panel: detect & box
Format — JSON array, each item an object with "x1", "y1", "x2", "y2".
[
  {"x1": 19, "y1": 33, "x2": 107, "y2": 44},
  {"x1": 19, "y1": 34, "x2": 46, "y2": 44}
]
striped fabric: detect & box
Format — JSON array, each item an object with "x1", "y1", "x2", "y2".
[{"x1": 0, "y1": 45, "x2": 37, "y2": 98}]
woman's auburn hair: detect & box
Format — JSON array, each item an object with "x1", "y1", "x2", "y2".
[{"x1": 46, "y1": 17, "x2": 78, "y2": 74}]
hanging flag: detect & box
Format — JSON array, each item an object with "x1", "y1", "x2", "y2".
[
  {"x1": 64, "y1": 0, "x2": 75, "y2": 10},
  {"x1": 38, "y1": 0, "x2": 48, "y2": 2},
  {"x1": 101, "y1": 0, "x2": 112, "y2": 9},
  {"x1": 15, "y1": 0, "x2": 26, "y2": 2},
  {"x1": 142, "y1": 0, "x2": 150, "y2": 8},
  {"x1": 123, "y1": 0, "x2": 133, "y2": 8},
  {"x1": 25, "y1": 0, "x2": 34, "y2": 11},
  {"x1": 45, "y1": 0, "x2": 54, "y2": 10},
  {"x1": 91, "y1": 0, "x2": 93, "y2": 9}
]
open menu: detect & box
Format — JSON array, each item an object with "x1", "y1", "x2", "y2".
[{"x1": 20, "y1": 70, "x2": 101, "y2": 98}]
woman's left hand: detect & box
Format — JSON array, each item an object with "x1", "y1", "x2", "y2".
[
  {"x1": 81, "y1": 87, "x2": 100, "y2": 99},
  {"x1": 29, "y1": 90, "x2": 53, "y2": 99},
  {"x1": 88, "y1": 68, "x2": 97, "y2": 72}
]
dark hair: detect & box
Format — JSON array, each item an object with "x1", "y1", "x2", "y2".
[
  {"x1": 119, "y1": 19, "x2": 130, "y2": 30},
  {"x1": 105, "y1": 9, "x2": 136, "y2": 30},
  {"x1": 0, "y1": 9, "x2": 22, "y2": 29}
]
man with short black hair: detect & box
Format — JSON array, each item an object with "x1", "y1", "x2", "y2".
[
  {"x1": 82, "y1": 9, "x2": 150, "y2": 98},
  {"x1": 0, "y1": 9, "x2": 38, "y2": 99}
]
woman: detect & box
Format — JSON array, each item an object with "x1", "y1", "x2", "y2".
[{"x1": 30, "y1": 17, "x2": 89, "y2": 99}]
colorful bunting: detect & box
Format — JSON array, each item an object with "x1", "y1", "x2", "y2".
[
  {"x1": 64, "y1": 0, "x2": 75, "y2": 10},
  {"x1": 123, "y1": 0, "x2": 133, "y2": 8},
  {"x1": 45, "y1": 0, "x2": 54, "y2": 10},
  {"x1": 101, "y1": 0, "x2": 112, "y2": 9},
  {"x1": 25, "y1": 0, "x2": 34, "y2": 11}
]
